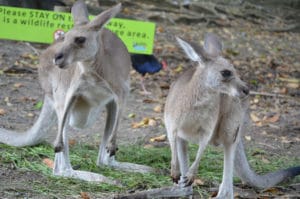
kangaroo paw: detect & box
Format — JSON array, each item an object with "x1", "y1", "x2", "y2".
[
  {"x1": 54, "y1": 145, "x2": 64, "y2": 153},
  {"x1": 54, "y1": 168, "x2": 121, "y2": 185},
  {"x1": 106, "y1": 144, "x2": 118, "y2": 157},
  {"x1": 179, "y1": 175, "x2": 194, "y2": 187},
  {"x1": 98, "y1": 153, "x2": 155, "y2": 174},
  {"x1": 171, "y1": 174, "x2": 180, "y2": 184}
]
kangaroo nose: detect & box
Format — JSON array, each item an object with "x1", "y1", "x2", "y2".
[{"x1": 242, "y1": 87, "x2": 249, "y2": 96}]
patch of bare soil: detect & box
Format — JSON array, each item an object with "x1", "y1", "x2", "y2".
[{"x1": 0, "y1": 0, "x2": 299, "y2": 198}]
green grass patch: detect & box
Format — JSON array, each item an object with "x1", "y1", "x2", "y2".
[{"x1": 0, "y1": 142, "x2": 299, "y2": 198}]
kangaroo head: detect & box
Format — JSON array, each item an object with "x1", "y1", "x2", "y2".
[
  {"x1": 53, "y1": 0, "x2": 121, "y2": 69},
  {"x1": 176, "y1": 33, "x2": 249, "y2": 99}
]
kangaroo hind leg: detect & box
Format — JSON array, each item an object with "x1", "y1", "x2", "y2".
[{"x1": 97, "y1": 100, "x2": 154, "y2": 173}]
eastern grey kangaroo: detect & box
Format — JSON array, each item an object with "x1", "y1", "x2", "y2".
[
  {"x1": 0, "y1": 0, "x2": 153, "y2": 184},
  {"x1": 164, "y1": 33, "x2": 300, "y2": 198}
]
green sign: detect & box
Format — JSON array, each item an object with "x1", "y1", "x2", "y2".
[{"x1": 0, "y1": 6, "x2": 155, "y2": 54}]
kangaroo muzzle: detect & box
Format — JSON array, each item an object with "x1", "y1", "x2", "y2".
[{"x1": 239, "y1": 85, "x2": 249, "y2": 99}]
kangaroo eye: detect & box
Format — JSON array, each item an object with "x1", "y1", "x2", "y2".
[
  {"x1": 221, "y1": 70, "x2": 232, "y2": 78},
  {"x1": 74, "y1": 36, "x2": 86, "y2": 45}
]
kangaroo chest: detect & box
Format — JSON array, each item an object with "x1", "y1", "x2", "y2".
[{"x1": 177, "y1": 95, "x2": 220, "y2": 143}]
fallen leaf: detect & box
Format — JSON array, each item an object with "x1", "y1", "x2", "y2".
[
  {"x1": 42, "y1": 158, "x2": 54, "y2": 169},
  {"x1": 193, "y1": 178, "x2": 204, "y2": 186},
  {"x1": 143, "y1": 99, "x2": 159, "y2": 104},
  {"x1": 280, "y1": 136, "x2": 292, "y2": 144},
  {"x1": 148, "y1": 118, "x2": 157, "y2": 126},
  {"x1": 255, "y1": 121, "x2": 263, "y2": 127},
  {"x1": 250, "y1": 112, "x2": 260, "y2": 122},
  {"x1": 122, "y1": 7, "x2": 131, "y2": 15},
  {"x1": 279, "y1": 87, "x2": 287, "y2": 94},
  {"x1": 80, "y1": 192, "x2": 90, "y2": 199},
  {"x1": 150, "y1": 134, "x2": 166, "y2": 142},
  {"x1": 278, "y1": 77, "x2": 300, "y2": 83},
  {"x1": 14, "y1": 83, "x2": 24, "y2": 88},
  {"x1": 262, "y1": 187, "x2": 282, "y2": 194},
  {"x1": 4, "y1": 97, "x2": 9, "y2": 103},
  {"x1": 128, "y1": 113, "x2": 136, "y2": 118},
  {"x1": 159, "y1": 82, "x2": 170, "y2": 89},
  {"x1": 253, "y1": 98, "x2": 259, "y2": 104},
  {"x1": 264, "y1": 114, "x2": 280, "y2": 123},
  {"x1": 0, "y1": 108, "x2": 6, "y2": 115},
  {"x1": 4, "y1": 97, "x2": 12, "y2": 107},
  {"x1": 153, "y1": 105, "x2": 162, "y2": 113},
  {"x1": 144, "y1": 144, "x2": 154, "y2": 149},
  {"x1": 156, "y1": 26, "x2": 164, "y2": 33},
  {"x1": 245, "y1": 135, "x2": 251, "y2": 141},
  {"x1": 262, "y1": 157, "x2": 270, "y2": 164},
  {"x1": 27, "y1": 113, "x2": 34, "y2": 117},
  {"x1": 132, "y1": 118, "x2": 150, "y2": 128},
  {"x1": 287, "y1": 82, "x2": 299, "y2": 89},
  {"x1": 173, "y1": 65, "x2": 183, "y2": 73},
  {"x1": 21, "y1": 53, "x2": 38, "y2": 60},
  {"x1": 69, "y1": 139, "x2": 76, "y2": 146}
]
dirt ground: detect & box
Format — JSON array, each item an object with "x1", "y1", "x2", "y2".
[{"x1": 0, "y1": 0, "x2": 299, "y2": 198}]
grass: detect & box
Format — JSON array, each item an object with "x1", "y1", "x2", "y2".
[{"x1": 0, "y1": 142, "x2": 299, "y2": 198}]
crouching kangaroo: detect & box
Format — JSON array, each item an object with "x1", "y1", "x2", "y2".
[
  {"x1": 164, "y1": 33, "x2": 300, "y2": 198},
  {"x1": 0, "y1": 0, "x2": 153, "y2": 184}
]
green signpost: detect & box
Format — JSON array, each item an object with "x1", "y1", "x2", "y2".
[{"x1": 0, "y1": 6, "x2": 156, "y2": 54}]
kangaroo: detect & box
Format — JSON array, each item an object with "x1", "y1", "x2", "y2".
[
  {"x1": 164, "y1": 33, "x2": 300, "y2": 198},
  {"x1": 0, "y1": 0, "x2": 153, "y2": 184}
]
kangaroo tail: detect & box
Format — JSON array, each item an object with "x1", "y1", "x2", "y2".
[
  {"x1": 234, "y1": 139, "x2": 300, "y2": 189},
  {"x1": 0, "y1": 96, "x2": 56, "y2": 147}
]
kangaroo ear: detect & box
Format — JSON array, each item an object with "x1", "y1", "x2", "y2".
[
  {"x1": 176, "y1": 37, "x2": 203, "y2": 63},
  {"x1": 71, "y1": 0, "x2": 90, "y2": 26},
  {"x1": 88, "y1": 3, "x2": 121, "y2": 31},
  {"x1": 203, "y1": 33, "x2": 222, "y2": 58}
]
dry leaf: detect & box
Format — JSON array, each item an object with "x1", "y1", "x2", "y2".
[
  {"x1": 69, "y1": 139, "x2": 76, "y2": 146},
  {"x1": 253, "y1": 98, "x2": 259, "y2": 104},
  {"x1": 262, "y1": 187, "x2": 282, "y2": 194},
  {"x1": 255, "y1": 121, "x2": 263, "y2": 127},
  {"x1": 173, "y1": 65, "x2": 183, "y2": 73},
  {"x1": 280, "y1": 136, "x2": 292, "y2": 144},
  {"x1": 148, "y1": 118, "x2": 157, "y2": 126},
  {"x1": 153, "y1": 105, "x2": 162, "y2": 113},
  {"x1": 264, "y1": 114, "x2": 280, "y2": 123},
  {"x1": 193, "y1": 178, "x2": 204, "y2": 186},
  {"x1": 262, "y1": 157, "x2": 270, "y2": 164},
  {"x1": 143, "y1": 99, "x2": 158, "y2": 104},
  {"x1": 21, "y1": 53, "x2": 38, "y2": 60},
  {"x1": 250, "y1": 112, "x2": 260, "y2": 122},
  {"x1": 144, "y1": 144, "x2": 154, "y2": 149},
  {"x1": 0, "y1": 108, "x2": 6, "y2": 115},
  {"x1": 128, "y1": 113, "x2": 136, "y2": 118},
  {"x1": 123, "y1": 7, "x2": 131, "y2": 15},
  {"x1": 159, "y1": 82, "x2": 170, "y2": 89},
  {"x1": 80, "y1": 192, "x2": 90, "y2": 199},
  {"x1": 245, "y1": 135, "x2": 251, "y2": 141},
  {"x1": 42, "y1": 158, "x2": 54, "y2": 169},
  {"x1": 132, "y1": 118, "x2": 149, "y2": 128},
  {"x1": 156, "y1": 26, "x2": 164, "y2": 33},
  {"x1": 14, "y1": 83, "x2": 24, "y2": 88},
  {"x1": 287, "y1": 82, "x2": 299, "y2": 89},
  {"x1": 27, "y1": 113, "x2": 34, "y2": 117},
  {"x1": 150, "y1": 134, "x2": 166, "y2": 142},
  {"x1": 279, "y1": 87, "x2": 287, "y2": 94}
]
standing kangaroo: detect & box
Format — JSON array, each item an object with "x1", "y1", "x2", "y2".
[
  {"x1": 164, "y1": 33, "x2": 300, "y2": 198},
  {"x1": 0, "y1": 0, "x2": 153, "y2": 184}
]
